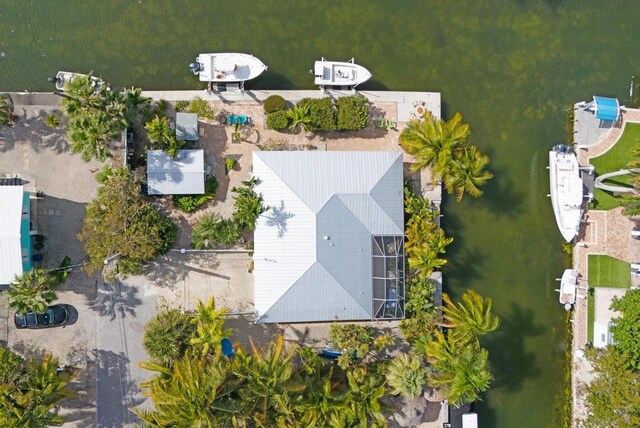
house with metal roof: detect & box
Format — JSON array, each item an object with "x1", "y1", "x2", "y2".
[
  {"x1": 146, "y1": 149, "x2": 205, "y2": 195},
  {"x1": 0, "y1": 184, "x2": 33, "y2": 285},
  {"x1": 252, "y1": 151, "x2": 405, "y2": 323}
]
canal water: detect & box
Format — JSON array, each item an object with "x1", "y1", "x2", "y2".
[{"x1": 2, "y1": 1, "x2": 639, "y2": 426}]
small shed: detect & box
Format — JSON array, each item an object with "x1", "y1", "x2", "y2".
[
  {"x1": 146, "y1": 149, "x2": 205, "y2": 195},
  {"x1": 175, "y1": 112, "x2": 198, "y2": 141},
  {"x1": 593, "y1": 96, "x2": 620, "y2": 121}
]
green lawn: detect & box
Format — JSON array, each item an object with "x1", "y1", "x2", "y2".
[
  {"x1": 586, "y1": 255, "x2": 631, "y2": 343},
  {"x1": 589, "y1": 123, "x2": 640, "y2": 210}
]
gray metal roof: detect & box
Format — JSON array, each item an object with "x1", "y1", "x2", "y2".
[
  {"x1": 253, "y1": 151, "x2": 404, "y2": 323},
  {"x1": 146, "y1": 149, "x2": 205, "y2": 195},
  {"x1": 175, "y1": 112, "x2": 199, "y2": 141}
]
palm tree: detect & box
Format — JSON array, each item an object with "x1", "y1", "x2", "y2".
[
  {"x1": 192, "y1": 213, "x2": 240, "y2": 249},
  {"x1": 234, "y1": 336, "x2": 305, "y2": 426},
  {"x1": 144, "y1": 115, "x2": 174, "y2": 147},
  {"x1": 0, "y1": 348, "x2": 76, "y2": 428},
  {"x1": 425, "y1": 330, "x2": 492, "y2": 407},
  {"x1": 189, "y1": 298, "x2": 231, "y2": 357},
  {"x1": 136, "y1": 352, "x2": 242, "y2": 427},
  {"x1": 7, "y1": 269, "x2": 58, "y2": 315},
  {"x1": 386, "y1": 352, "x2": 430, "y2": 398},
  {"x1": 343, "y1": 366, "x2": 388, "y2": 427},
  {"x1": 287, "y1": 105, "x2": 312, "y2": 132},
  {"x1": 232, "y1": 181, "x2": 267, "y2": 232},
  {"x1": 440, "y1": 290, "x2": 500, "y2": 342},
  {"x1": 399, "y1": 112, "x2": 470, "y2": 178},
  {"x1": 405, "y1": 220, "x2": 453, "y2": 276},
  {"x1": 124, "y1": 87, "x2": 151, "y2": 125},
  {"x1": 445, "y1": 146, "x2": 494, "y2": 201},
  {"x1": 67, "y1": 112, "x2": 116, "y2": 162},
  {"x1": 143, "y1": 308, "x2": 195, "y2": 365},
  {"x1": 44, "y1": 113, "x2": 61, "y2": 129}
]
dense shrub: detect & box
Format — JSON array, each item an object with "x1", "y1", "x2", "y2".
[
  {"x1": 266, "y1": 110, "x2": 290, "y2": 130},
  {"x1": 175, "y1": 100, "x2": 189, "y2": 112},
  {"x1": 263, "y1": 95, "x2": 286, "y2": 113},
  {"x1": 337, "y1": 95, "x2": 369, "y2": 130},
  {"x1": 143, "y1": 307, "x2": 196, "y2": 365},
  {"x1": 192, "y1": 213, "x2": 241, "y2": 248},
  {"x1": 188, "y1": 96, "x2": 216, "y2": 120},
  {"x1": 173, "y1": 176, "x2": 218, "y2": 213},
  {"x1": 298, "y1": 97, "x2": 335, "y2": 131}
]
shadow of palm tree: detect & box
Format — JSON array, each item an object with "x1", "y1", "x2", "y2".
[
  {"x1": 482, "y1": 302, "x2": 544, "y2": 392},
  {"x1": 89, "y1": 280, "x2": 142, "y2": 320},
  {"x1": 264, "y1": 200, "x2": 295, "y2": 238}
]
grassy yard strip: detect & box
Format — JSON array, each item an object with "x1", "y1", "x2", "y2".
[
  {"x1": 588, "y1": 254, "x2": 631, "y2": 288},
  {"x1": 589, "y1": 122, "x2": 640, "y2": 210}
]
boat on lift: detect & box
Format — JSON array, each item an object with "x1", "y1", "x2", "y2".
[
  {"x1": 188, "y1": 53, "x2": 267, "y2": 86},
  {"x1": 312, "y1": 58, "x2": 372, "y2": 90},
  {"x1": 52, "y1": 71, "x2": 104, "y2": 92},
  {"x1": 549, "y1": 144, "x2": 584, "y2": 242}
]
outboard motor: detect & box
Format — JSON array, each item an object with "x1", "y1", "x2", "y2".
[{"x1": 188, "y1": 62, "x2": 203, "y2": 75}]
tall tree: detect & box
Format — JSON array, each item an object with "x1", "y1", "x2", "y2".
[
  {"x1": 136, "y1": 352, "x2": 242, "y2": 427},
  {"x1": 585, "y1": 346, "x2": 640, "y2": 428},
  {"x1": 0, "y1": 348, "x2": 76, "y2": 428},
  {"x1": 425, "y1": 330, "x2": 492, "y2": 407},
  {"x1": 7, "y1": 269, "x2": 58, "y2": 315},
  {"x1": 440, "y1": 290, "x2": 500, "y2": 342},
  {"x1": 0, "y1": 95, "x2": 15, "y2": 126},
  {"x1": 445, "y1": 146, "x2": 494, "y2": 201},
  {"x1": 609, "y1": 288, "x2": 640, "y2": 369},
  {"x1": 399, "y1": 112, "x2": 470, "y2": 178},
  {"x1": 232, "y1": 177, "x2": 268, "y2": 232},
  {"x1": 77, "y1": 167, "x2": 176, "y2": 282},
  {"x1": 343, "y1": 366, "x2": 388, "y2": 427},
  {"x1": 143, "y1": 307, "x2": 195, "y2": 366}
]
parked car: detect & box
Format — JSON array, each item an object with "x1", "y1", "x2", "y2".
[{"x1": 14, "y1": 304, "x2": 70, "y2": 329}]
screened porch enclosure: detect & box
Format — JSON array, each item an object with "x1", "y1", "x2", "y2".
[{"x1": 372, "y1": 235, "x2": 405, "y2": 319}]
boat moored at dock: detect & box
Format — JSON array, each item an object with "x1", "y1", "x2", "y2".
[
  {"x1": 557, "y1": 269, "x2": 578, "y2": 310},
  {"x1": 52, "y1": 71, "x2": 104, "y2": 92},
  {"x1": 549, "y1": 144, "x2": 584, "y2": 242},
  {"x1": 189, "y1": 53, "x2": 267, "y2": 86},
  {"x1": 312, "y1": 58, "x2": 371, "y2": 90}
]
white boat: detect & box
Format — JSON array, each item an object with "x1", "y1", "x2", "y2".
[
  {"x1": 557, "y1": 269, "x2": 578, "y2": 309},
  {"x1": 549, "y1": 145, "x2": 584, "y2": 242},
  {"x1": 53, "y1": 71, "x2": 104, "y2": 92},
  {"x1": 188, "y1": 53, "x2": 267, "y2": 84},
  {"x1": 312, "y1": 58, "x2": 372, "y2": 89}
]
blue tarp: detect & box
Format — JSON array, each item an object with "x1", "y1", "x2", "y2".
[{"x1": 594, "y1": 96, "x2": 619, "y2": 121}]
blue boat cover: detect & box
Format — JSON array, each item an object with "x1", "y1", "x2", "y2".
[{"x1": 594, "y1": 96, "x2": 619, "y2": 121}]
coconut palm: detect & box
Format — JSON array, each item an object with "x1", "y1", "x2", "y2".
[
  {"x1": 189, "y1": 298, "x2": 231, "y2": 357},
  {"x1": 7, "y1": 269, "x2": 58, "y2": 315},
  {"x1": 386, "y1": 352, "x2": 430, "y2": 398},
  {"x1": 144, "y1": 115, "x2": 173, "y2": 146},
  {"x1": 287, "y1": 105, "x2": 312, "y2": 132},
  {"x1": 425, "y1": 330, "x2": 492, "y2": 407},
  {"x1": 231, "y1": 179, "x2": 267, "y2": 232},
  {"x1": 136, "y1": 352, "x2": 242, "y2": 427},
  {"x1": 124, "y1": 87, "x2": 151, "y2": 124},
  {"x1": 233, "y1": 336, "x2": 305, "y2": 426},
  {"x1": 445, "y1": 146, "x2": 494, "y2": 201},
  {"x1": 0, "y1": 348, "x2": 76, "y2": 428},
  {"x1": 440, "y1": 290, "x2": 500, "y2": 342},
  {"x1": 399, "y1": 112, "x2": 470, "y2": 178}
]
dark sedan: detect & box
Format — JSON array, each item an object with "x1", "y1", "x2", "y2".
[{"x1": 14, "y1": 304, "x2": 70, "y2": 329}]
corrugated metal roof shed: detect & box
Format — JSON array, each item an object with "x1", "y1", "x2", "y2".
[
  {"x1": 176, "y1": 112, "x2": 199, "y2": 141},
  {"x1": 253, "y1": 151, "x2": 404, "y2": 323},
  {"x1": 146, "y1": 149, "x2": 205, "y2": 195},
  {"x1": 0, "y1": 186, "x2": 25, "y2": 285}
]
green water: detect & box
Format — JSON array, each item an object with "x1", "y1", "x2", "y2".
[{"x1": 2, "y1": 1, "x2": 640, "y2": 426}]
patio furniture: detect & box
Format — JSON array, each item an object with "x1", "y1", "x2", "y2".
[
  {"x1": 374, "y1": 118, "x2": 384, "y2": 128},
  {"x1": 34, "y1": 234, "x2": 46, "y2": 242},
  {"x1": 34, "y1": 242, "x2": 44, "y2": 251},
  {"x1": 227, "y1": 115, "x2": 238, "y2": 125},
  {"x1": 32, "y1": 254, "x2": 44, "y2": 262}
]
